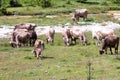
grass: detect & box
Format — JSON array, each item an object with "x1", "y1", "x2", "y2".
[
  {"x1": 0, "y1": 12, "x2": 118, "y2": 26},
  {"x1": 0, "y1": 31, "x2": 120, "y2": 80},
  {"x1": 0, "y1": 0, "x2": 120, "y2": 79}
]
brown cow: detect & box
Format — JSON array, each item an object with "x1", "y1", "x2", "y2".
[
  {"x1": 72, "y1": 9, "x2": 88, "y2": 23},
  {"x1": 28, "y1": 30, "x2": 37, "y2": 46},
  {"x1": 92, "y1": 29, "x2": 115, "y2": 46},
  {"x1": 34, "y1": 39, "x2": 44, "y2": 50},
  {"x1": 33, "y1": 48, "x2": 42, "y2": 59},
  {"x1": 46, "y1": 27, "x2": 55, "y2": 44},
  {"x1": 61, "y1": 28, "x2": 72, "y2": 46},
  {"x1": 15, "y1": 30, "x2": 30, "y2": 48},
  {"x1": 10, "y1": 29, "x2": 30, "y2": 48},
  {"x1": 14, "y1": 23, "x2": 37, "y2": 31},
  {"x1": 33, "y1": 39, "x2": 44, "y2": 59},
  {"x1": 99, "y1": 34, "x2": 119, "y2": 55},
  {"x1": 70, "y1": 29, "x2": 87, "y2": 46}
]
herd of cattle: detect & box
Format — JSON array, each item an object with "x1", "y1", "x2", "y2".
[{"x1": 9, "y1": 9, "x2": 119, "y2": 59}]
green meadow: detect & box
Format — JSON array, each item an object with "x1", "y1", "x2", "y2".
[{"x1": 0, "y1": 0, "x2": 120, "y2": 80}]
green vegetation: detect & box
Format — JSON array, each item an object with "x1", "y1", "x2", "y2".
[
  {"x1": 0, "y1": 31, "x2": 120, "y2": 80},
  {"x1": 0, "y1": 0, "x2": 120, "y2": 80},
  {"x1": 0, "y1": 0, "x2": 120, "y2": 16}
]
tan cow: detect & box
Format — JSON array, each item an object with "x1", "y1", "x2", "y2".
[
  {"x1": 46, "y1": 27, "x2": 55, "y2": 44},
  {"x1": 92, "y1": 29, "x2": 115, "y2": 46},
  {"x1": 34, "y1": 39, "x2": 44, "y2": 51},
  {"x1": 33, "y1": 48, "x2": 42, "y2": 59},
  {"x1": 72, "y1": 9, "x2": 88, "y2": 23},
  {"x1": 61, "y1": 28, "x2": 72, "y2": 46},
  {"x1": 70, "y1": 29, "x2": 87, "y2": 46},
  {"x1": 33, "y1": 39, "x2": 44, "y2": 59},
  {"x1": 10, "y1": 29, "x2": 30, "y2": 48},
  {"x1": 14, "y1": 23, "x2": 37, "y2": 31}
]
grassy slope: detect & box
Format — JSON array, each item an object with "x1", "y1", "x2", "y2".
[{"x1": 0, "y1": 32, "x2": 120, "y2": 80}]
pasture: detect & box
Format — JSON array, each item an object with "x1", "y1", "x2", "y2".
[
  {"x1": 0, "y1": 0, "x2": 120, "y2": 80},
  {"x1": 0, "y1": 30, "x2": 120, "y2": 80}
]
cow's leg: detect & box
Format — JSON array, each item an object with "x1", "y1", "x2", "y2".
[
  {"x1": 76, "y1": 17, "x2": 79, "y2": 22},
  {"x1": 46, "y1": 38, "x2": 48, "y2": 44},
  {"x1": 110, "y1": 47, "x2": 113, "y2": 55},
  {"x1": 115, "y1": 48, "x2": 118, "y2": 54},
  {"x1": 36, "y1": 52, "x2": 39, "y2": 59},
  {"x1": 105, "y1": 48, "x2": 107, "y2": 54},
  {"x1": 33, "y1": 50, "x2": 37, "y2": 57}
]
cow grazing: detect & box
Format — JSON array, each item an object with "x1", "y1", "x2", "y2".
[
  {"x1": 72, "y1": 9, "x2": 88, "y2": 23},
  {"x1": 10, "y1": 29, "x2": 30, "y2": 48},
  {"x1": 33, "y1": 39, "x2": 44, "y2": 59},
  {"x1": 14, "y1": 23, "x2": 37, "y2": 31},
  {"x1": 34, "y1": 39, "x2": 44, "y2": 51},
  {"x1": 46, "y1": 27, "x2": 55, "y2": 44},
  {"x1": 33, "y1": 48, "x2": 42, "y2": 59},
  {"x1": 99, "y1": 34, "x2": 119, "y2": 55},
  {"x1": 28, "y1": 30, "x2": 37, "y2": 46},
  {"x1": 92, "y1": 29, "x2": 114, "y2": 46},
  {"x1": 70, "y1": 29, "x2": 87, "y2": 46},
  {"x1": 61, "y1": 28, "x2": 72, "y2": 46}
]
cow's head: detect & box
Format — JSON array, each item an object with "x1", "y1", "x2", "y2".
[
  {"x1": 65, "y1": 38, "x2": 70, "y2": 46},
  {"x1": 99, "y1": 49, "x2": 104, "y2": 55}
]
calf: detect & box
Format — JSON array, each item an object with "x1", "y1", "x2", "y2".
[
  {"x1": 34, "y1": 39, "x2": 44, "y2": 50},
  {"x1": 33, "y1": 48, "x2": 42, "y2": 59},
  {"x1": 99, "y1": 34, "x2": 119, "y2": 55},
  {"x1": 33, "y1": 39, "x2": 44, "y2": 59}
]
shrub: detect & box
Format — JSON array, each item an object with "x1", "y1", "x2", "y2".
[
  {"x1": 41, "y1": 0, "x2": 52, "y2": 8},
  {"x1": 66, "y1": 0, "x2": 71, "y2": 4},
  {"x1": 110, "y1": 0, "x2": 120, "y2": 4},
  {"x1": 76, "y1": 0, "x2": 87, "y2": 3},
  {"x1": 10, "y1": 0, "x2": 22, "y2": 7},
  {"x1": 0, "y1": 7, "x2": 13, "y2": 16}
]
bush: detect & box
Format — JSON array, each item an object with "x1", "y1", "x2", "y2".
[
  {"x1": 66, "y1": 0, "x2": 71, "y2": 4},
  {"x1": 10, "y1": 0, "x2": 22, "y2": 7},
  {"x1": 41, "y1": 0, "x2": 52, "y2": 8},
  {"x1": 76, "y1": 0, "x2": 87, "y2": 3},
  {"x1": 110, "y1": 0, "x2": 120, "y2": 4},
  {"x1": 0, "y1": 7, "x2": 13, "y2": 16}
]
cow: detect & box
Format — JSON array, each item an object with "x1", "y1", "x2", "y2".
[
  {"x1": 34, "y1": 39, "x2": 44, "y2": 51},
  {"x1": 28, "y1": 30, "x2": 37, "y2": 46},
  {"x1": 33, "y1": 48, "x2": 43, "y2": 59},
  {"x1": 72, "y1": 9, "x2": 88, "y2": 23},
  {"x1": 92, "y1": 29, "x2": 115, "y2": 46},
  {"x1": 61, "y1": 28, "x2": 72, "y2": 46},
  {"x1": 70, "y1": 29, "x2": 87, "y2": 46},
  {"x1": 10, "y1": 29, "x2": 30, "y2": 48},
  {"x1": 33, "y1": 39, "x2": 44, "y2": 59},
  {"x1": 14, "y1": 23, "x2": 37, "y2": 31},
  {"x1": 99, "y1": 34, "x2": 119, "y2": 55},
  {"x1": 46, "y1": 27, "x2": 55, "y2": 44}
]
